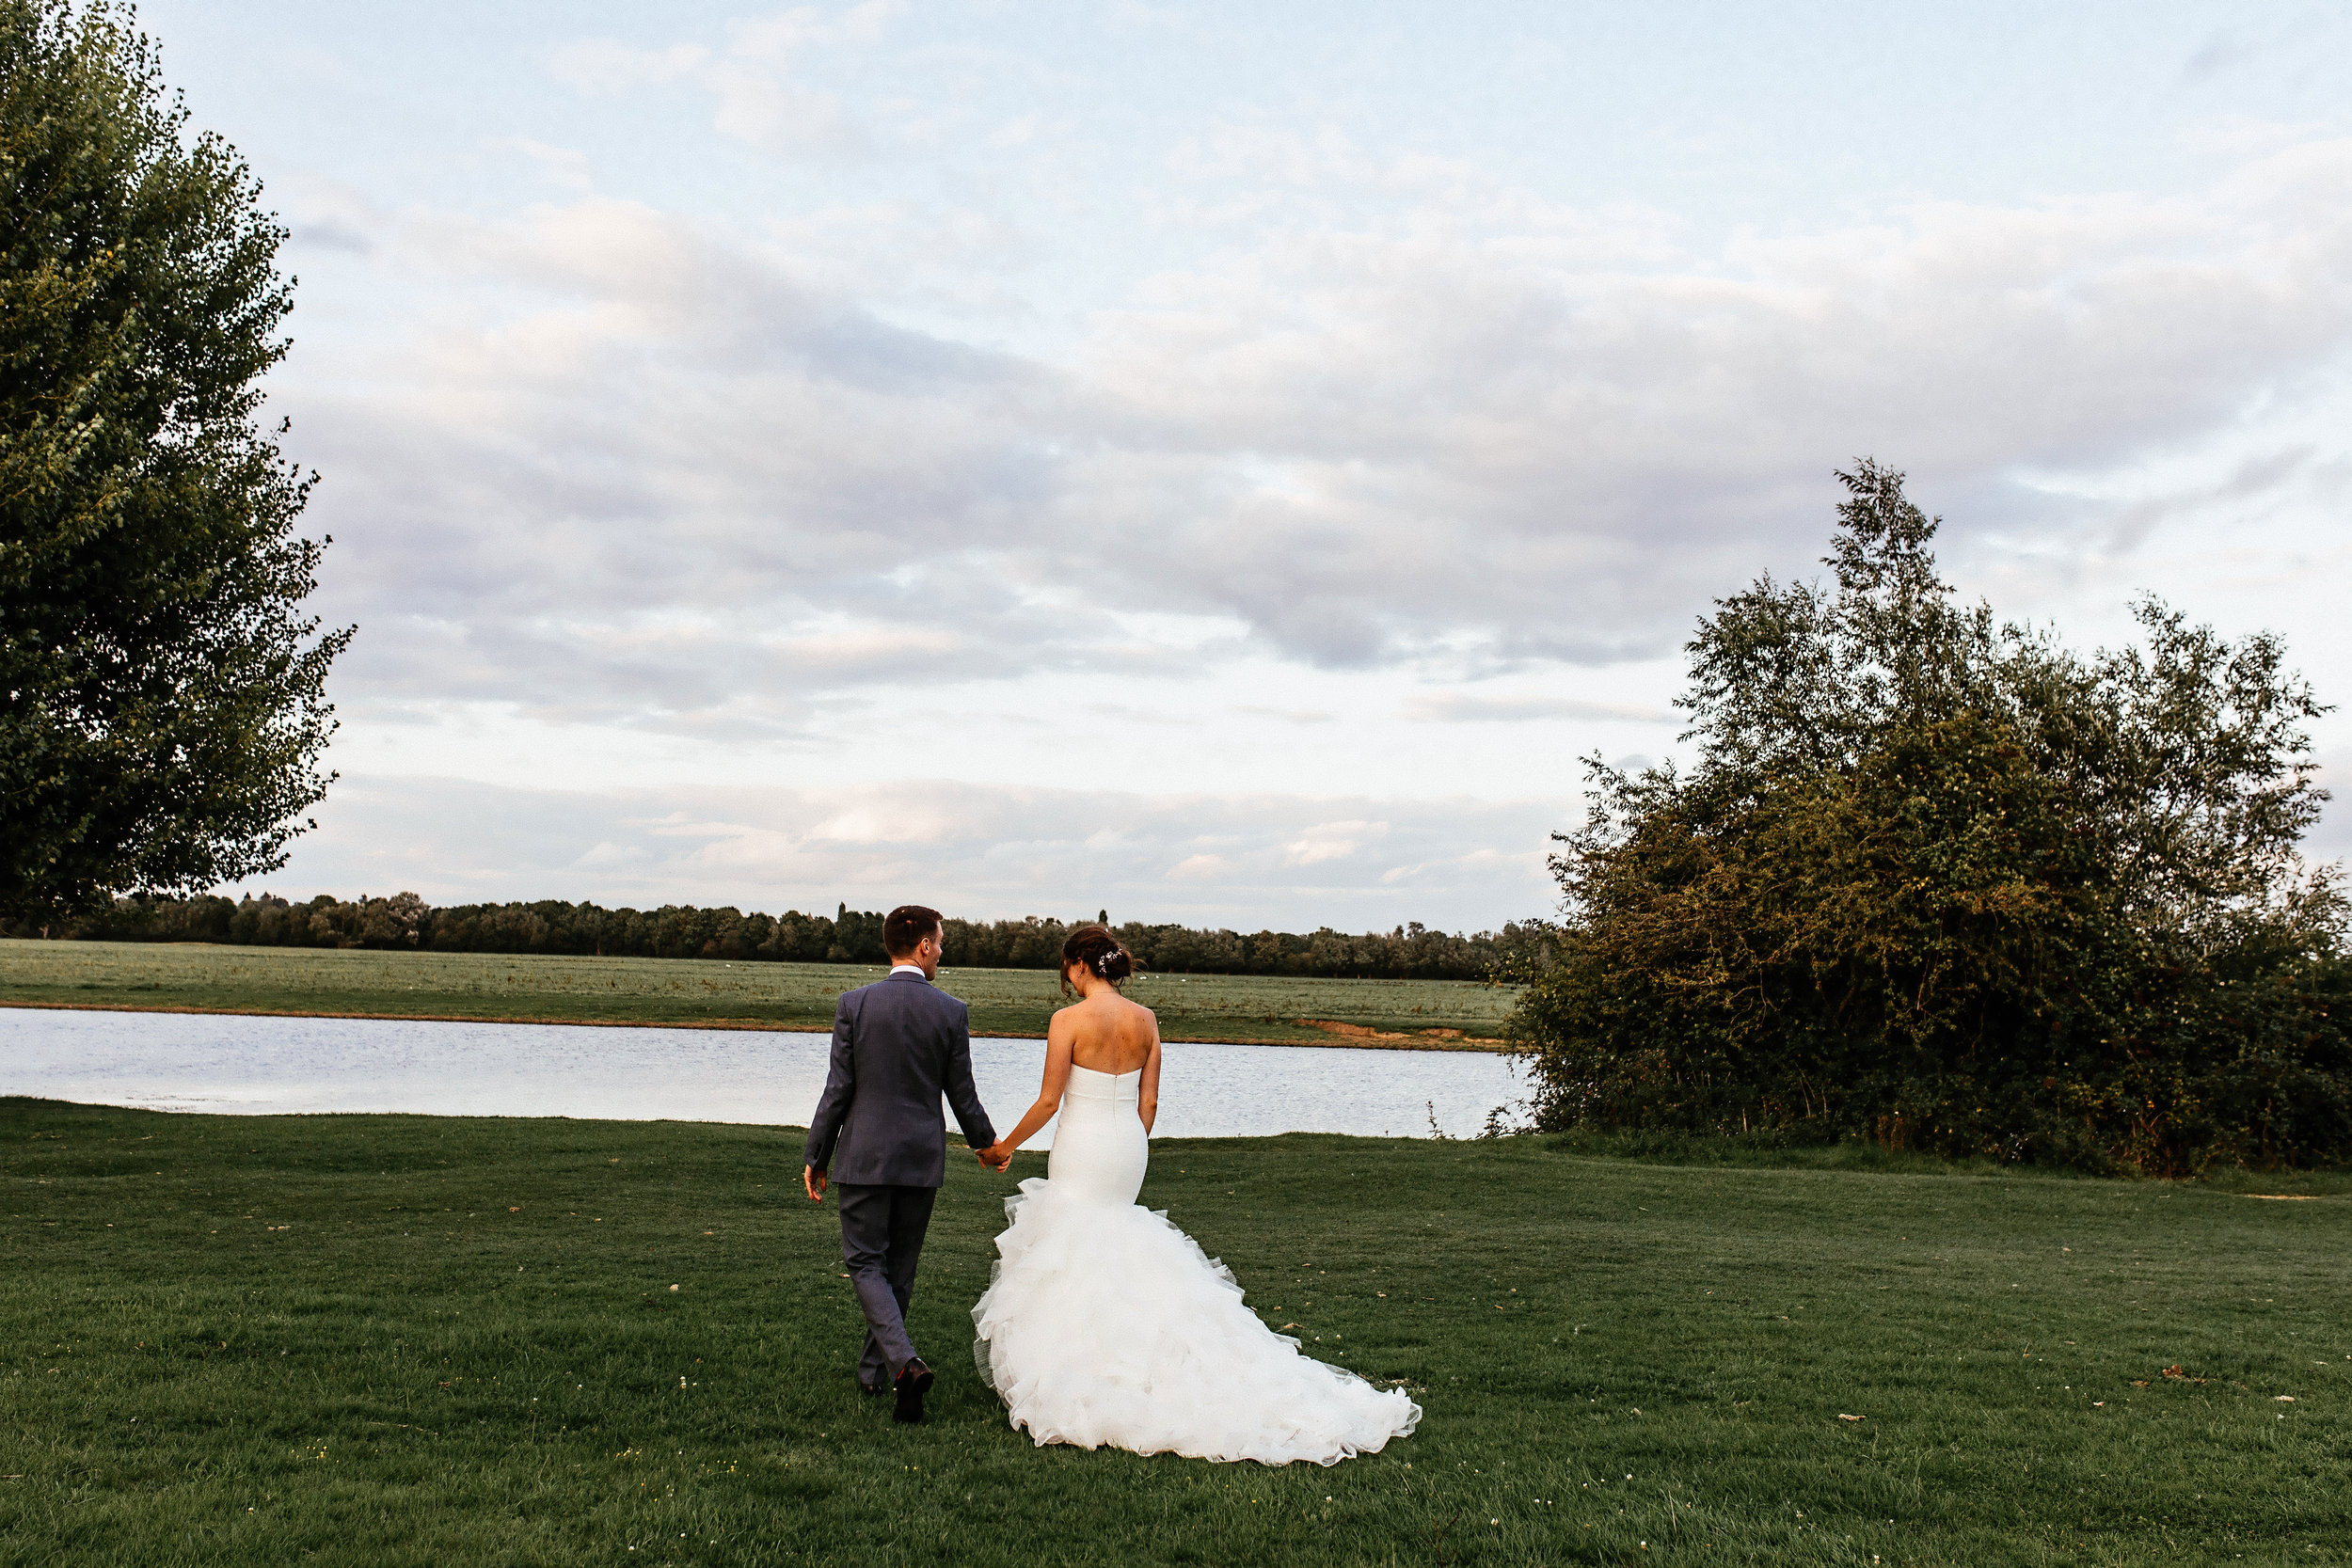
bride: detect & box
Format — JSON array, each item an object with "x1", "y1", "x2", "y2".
[{"x1": 971, "y1": 926, "x2": 1421, "y2": 1465}]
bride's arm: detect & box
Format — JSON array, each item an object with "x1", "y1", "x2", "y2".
[
  {"x1": 985, "y1": 1016, "x2": 1074, "y2": 1160},
  {"x1": 1137, "y1": 1019, "x2": 1162, "y2": 1134}
]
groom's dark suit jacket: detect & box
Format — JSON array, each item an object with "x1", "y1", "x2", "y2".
[{"x1": 803, "y1": 971, "x2": 996, "y2": 1188}]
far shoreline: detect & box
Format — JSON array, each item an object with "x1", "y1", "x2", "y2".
[{"x1": 0, "y1": 998, "x2": 1514, "y2": 1053}]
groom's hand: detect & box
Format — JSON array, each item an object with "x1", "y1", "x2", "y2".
[{"x1": 803, "y1": 1165, "x2": 828, "y2": 1202}]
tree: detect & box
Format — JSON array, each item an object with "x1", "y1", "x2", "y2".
[
  {"x1": 1509, "y1": 463, "x2": 2350, "y2": 1173},
  {"x1": 1677, "y1": 462, "x2": 2333, "y2": 952},
  {"x1": 1, "y1": 0, "x2": 346, "y2": 920}
]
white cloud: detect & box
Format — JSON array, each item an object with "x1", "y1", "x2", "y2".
[
  {"x1": 1232, "y1": 705, "x2": 1335, "y2": 724},
  {"x1": 228, "y1": 3, "x2": 2352, "y2": 922},
  {"x1": 486, "y1": 136, "x2": 596, "y2": 193},
  {"x1": 238, "y1": 777, "x2": 1566, "y2": 930},
  {"x1": 1404, "y1": 693, "x2": 1672, "y2": 724},
  {"x1": 1281, "y1": 820, "x2": 1387, "y2": 867},
  {"x1": 548, "y1": 40, "x2": 709, "y2": 94},
  {"x1": 289, "y1": 134, "x2": 2352, "y2": 753},
  {"x1": 1085, "y1": 139, "x2": 2352, "y2": 663},
  {"x1": 553, "y1": 8, "x2": 905, "y2": 160}
]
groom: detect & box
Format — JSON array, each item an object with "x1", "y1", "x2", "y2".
[{"x1": 803, "y1": 904, "x2": 1005, "y2": 1424}]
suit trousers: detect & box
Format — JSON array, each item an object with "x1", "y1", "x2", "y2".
[{"x1": 835, "y1": 1182, "x2": 939, "y2": 1387}]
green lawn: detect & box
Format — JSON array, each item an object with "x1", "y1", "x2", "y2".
[
  {"x1": 0, "y1": 940, "x2": 1513, "y2": 1047},
  {"x1": 4, "y1": 1101, "x2": 2346, "y2": 1564}
]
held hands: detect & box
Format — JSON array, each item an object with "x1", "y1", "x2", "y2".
[{"x1": 975, "y1": 1142, "x2": 1014, "y2": 1173}]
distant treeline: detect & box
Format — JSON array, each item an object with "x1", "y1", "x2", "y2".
[{"x1": 3, "y1": 893, "x2": 1553, "y2": 982}]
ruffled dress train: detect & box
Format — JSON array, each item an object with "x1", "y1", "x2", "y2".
[{"x1": 970, "y1": 1065, "x2": 1421, "y2": 1465}]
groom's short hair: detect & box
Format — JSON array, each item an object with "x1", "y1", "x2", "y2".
[{"x1": 883, "y1": 904, "x2": 944, "y2": 958}]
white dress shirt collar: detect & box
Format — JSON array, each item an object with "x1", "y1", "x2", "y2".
[{"x1": 889, "y1": 962, "x2": 929, "y2": 979}]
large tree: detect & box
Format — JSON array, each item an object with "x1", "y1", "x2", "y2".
[
  {"x1": 1509, "y1": 463, "x2": 2350, "y2": 1173},
  {"x1": 1, "y1": 0, "x2": 346, "y2": 919}
]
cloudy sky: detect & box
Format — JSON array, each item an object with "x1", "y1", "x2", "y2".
[{"x1": 148, "y1": 0, "x2": 2352, "y2": 928}]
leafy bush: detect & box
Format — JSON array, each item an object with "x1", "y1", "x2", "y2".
[{"x1": 1509, "y1": 462, "x2": 2349, "y2": 1174}]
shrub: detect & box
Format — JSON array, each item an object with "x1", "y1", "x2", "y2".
[{"x1": 1510, "y1": 463, "x2": 2348, "y2": 1174}]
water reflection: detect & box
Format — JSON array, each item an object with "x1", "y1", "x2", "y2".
[{"x1": 0, "y1": 1007, "x2": 1522, "y2": 1141}]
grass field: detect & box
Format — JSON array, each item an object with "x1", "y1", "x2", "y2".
[
  {"x1": 0, "y1": 940, "x2": 1515, "y2": 1048},
  {"x1": 4, "y1": 1101, "x2": 2345, "y2": 1565}
]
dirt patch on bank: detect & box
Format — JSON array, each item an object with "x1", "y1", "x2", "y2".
[{"x1": 1295, "y1": 1019, "x2": 1507, "y2": 1051}]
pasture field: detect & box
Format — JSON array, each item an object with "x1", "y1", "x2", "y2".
[
  {"x1": 0, "y1": 940, "x2": 1514, "y2": 1047},
  {"x1": 3, "y1": 1101, "x2": 2346, "y2": 1566}
]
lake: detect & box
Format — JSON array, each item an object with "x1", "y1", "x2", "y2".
[{"x1": 0, "y1": 1007, "x2": 1526, "y2": 1142}]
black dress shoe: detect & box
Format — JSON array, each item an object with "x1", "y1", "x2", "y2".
[
  {"x1": 859, "y1": 1377, "x2": 888, "y2": 1397},
  {"x1": 893, "y1": 1357, "x2": 934, "y2": 1424}
]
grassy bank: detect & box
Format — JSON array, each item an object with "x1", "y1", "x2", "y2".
[
  {"x1": 0, "y1": 940, "x2": 1514, "y2": 1047},
  {"x1": 4, "y1": 1101, "x2": 2346, "y2": 1565}
]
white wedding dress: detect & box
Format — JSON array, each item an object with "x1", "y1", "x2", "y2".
[{"x1": 970, "y1": 1064, "x2": 1421, "y2": 1465}]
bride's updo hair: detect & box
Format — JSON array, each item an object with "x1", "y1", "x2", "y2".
[{"x1": 1060, "y1": 924, "x2": 1133, "y2": 992}]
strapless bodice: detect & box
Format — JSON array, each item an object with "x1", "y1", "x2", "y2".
[
  {"x1": 1043, "y1": 1064, "x2": 1146, "y2": 1208},
  {"x1": 1063, "y1": 1064, "x2": 1141, "y2": 1104}
]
